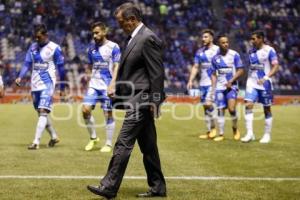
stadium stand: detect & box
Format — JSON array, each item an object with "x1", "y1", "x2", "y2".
[
  {"x1": 224, "y1": 0, "x2": 300, "y2": 93},
  {"x1": 0, "y1": 0, "x2": 299, "y2": 94}
]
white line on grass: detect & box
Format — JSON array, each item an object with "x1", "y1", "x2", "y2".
[{"x1": 0, "y1": 176, "x2": 300, "y2": 181}]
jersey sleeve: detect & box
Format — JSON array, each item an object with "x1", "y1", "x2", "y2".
[
  {"x1": 53, "y1": 47, "x2": 66, "y2": 90},
  {"x1": 24, "y1": 48, "x2": 32, "y2": 63},
  {"x1": 112, "y1": 44, "x2": 121, "y2": 63},
  {"x1": 53, "y1": 47, "x2": 64, "y2": 65},
  {"x1": 234, "y1": 53, "x2": 243, "y2": 69},
  {"x1": 268, "y1": 48, "x2": 279, "y2": 65},
  {"x1": 87, "y1": 48, "x2": 93, "y2": 65},
  {"x1": 18, "y1": 47, "x2": 33, "y2": 78},
  {"x1": 193, "y1": 50, "x2": 201, "y2": 64},
  {"x1": 211, "y1": 56, "x2": 217, "y2": 73}
]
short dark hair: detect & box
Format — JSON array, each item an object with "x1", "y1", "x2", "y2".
[
  {"x1": 34, "y1": 24, "x2": 48, "y2": 35},
  {"x1": 217, "y1": 34, "x2": 228, "y2": 41},
  {"x1": 201, "y1": 29, "x2": 215, "y2": 37},
  {"x1": 251, "y1": 30, "x2": 265, "y2": 39},
  {"x1": 114, "y1": 2, "x2": 142, "y2": 21},
  {"x1": 91, "y1": 21, "x2": 107, "y2": 30}
]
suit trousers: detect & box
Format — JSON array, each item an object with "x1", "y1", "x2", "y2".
[{"x1": 100, "y1": 108, "x2": 166, "y2": 194}]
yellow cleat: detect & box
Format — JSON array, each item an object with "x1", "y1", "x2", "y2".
[
  {"x1": 213, "y1": 135, "x2": 224, "y2": 142},
  {"x1": 233, "y1": 129, "x2": 241, "y2": 141},
  {"x1": 85, "y1": 137, "x2": 100, "y2": 151},
  {"x1": 100, "y1": 145, "x2": 112, "y2": 153},
  {"x1": 208, "y1": 128, "x2": 217, "y2": 138},
  {"x1": 199, "y1": 131, "x2": 210, "y2": 139}
]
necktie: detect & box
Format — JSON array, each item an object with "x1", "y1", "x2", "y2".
[{"x1": 126, "y1": 35, "x2": 132, "y2": 46}]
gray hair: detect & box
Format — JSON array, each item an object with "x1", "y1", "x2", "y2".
[{"x1": 114, "y1": 2, "x2": 142, "y2": 21}]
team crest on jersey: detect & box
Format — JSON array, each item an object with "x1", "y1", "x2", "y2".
[
  {"x1": 216, "y1": 58, "x2": 221, "y2": 63},
  {"x1": 104, "y1": 49, "x2": 111, "y2": 55},
  {"x1": 46, "y1": 46, "x2": 54, "y2": 51},
  {"x1": 260, "y1": 52, "x2": 268, "y2": 62},
  {"x1": 92, "y1": 50, "x2": 97, "y2": 54}
]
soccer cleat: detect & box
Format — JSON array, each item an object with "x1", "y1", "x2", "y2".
[
  {"x1": 48, "y1": 138, "x2": 60, "y2": 147},
  {"x1": 199, "y1": 128, "x2": 217, "y2": 139},
  {"x1": 28, "y1": 143, "x2": 39, "y2": 150},
  {"x1": 233, "y1": 129, "x2": 241, "y2": 141},
  {"x1": 199, "y1": 132, "x2": 210, "y2": 139},
  {"x1": 241, "y1": 133, "x2": 255, "y2": 143},
  {"x1": 208, "y1": 128, "x2": 217, "y2": 138},
  {"x1": 100, "y1": 145, "x2": 112, "y2": 153},
  {"x1": 259, "y1": 134, "x2": 271, "y2": 144},
  {"x1": 213, "y1": 135, "x2": 224, "y2": 142},
  {"x1": 85, "y1": 137, "x2": 100, "y2": 151}
]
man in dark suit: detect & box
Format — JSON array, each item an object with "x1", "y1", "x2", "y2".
[{"x1": 87, "y1": 2, "x2": 167, "y2": 199}]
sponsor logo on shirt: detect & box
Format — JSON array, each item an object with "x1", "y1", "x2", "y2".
[
  {"x1": 93, "y1": 61, "x2": 109, "y2": 69},
  {"x1": 218, "y1": 68, "x2": 233, "y2": 74},
  {"x1": 250, "y1": 64, "x2": 264, "y2": 70},
  {"x1": 33, "y1": 62, "x2": 49, "y2": 70}
]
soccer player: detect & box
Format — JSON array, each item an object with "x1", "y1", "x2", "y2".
[
  {"x1": 82, "y1": 21, "x2": 120, "y2": 152},
  {"x1": 241, "y1": 30, "x2": 279, "y2": 143},
  {"x1": 211, "y1": 35, "x2": 244, "y2": 141},
  {"x1": 187, "y1": 29, "x2": 219, "y2": 139},
  {"x1": 15, "y1": 24, "x2": 65, "y2": 150}
]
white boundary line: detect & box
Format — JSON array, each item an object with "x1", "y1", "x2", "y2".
[{"x1": 0, "y1": 176, "x2": 300, "y2": 181}]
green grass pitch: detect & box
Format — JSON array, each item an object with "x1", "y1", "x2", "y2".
[{"x1": 0, "y1": 103, "x2": 299, "y2": 200}]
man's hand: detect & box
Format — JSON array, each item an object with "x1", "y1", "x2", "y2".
[
  {"x1": 107, "y1": 82, "x2": 116, "y2": 98},
  {"x1": 257, "y1": 79, "x2": 265, "y2": 85},
  {"x1": 150, "y1": 104, "x2": 161, "y2": 118},
  {"x1": 225, "y1": 81, "x2": 233, "y2": 89},
  {"x1": 59, "y1": 90, "x2": 67, "y2": 102},
  {"x1": 15, "y1": 77, "x2": 21, "y2": 87},
  {"x1": 187, "y1": 81, "x2": 193, "y2": 90},
  {"x1": 0, "y1": 86, "x2": 4, "y2": 98},
  {"x1": 258, "y1": 76, "x2": 269, "y2": 85},
  {"x1": 59, "y1": 90, "x2": 66, "y2": 97}
]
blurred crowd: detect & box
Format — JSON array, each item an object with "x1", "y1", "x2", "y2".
[
  {"x1": 224, "y1": 0, "x2": 300, "y2": 91},
  {"x1": 0, "y1": 0, "x2": 299, "y2": 93}
]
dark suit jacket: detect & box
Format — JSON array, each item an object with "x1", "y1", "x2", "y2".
[{"x1": 113, "y1": 25, "x2": 165, "y2": 111}]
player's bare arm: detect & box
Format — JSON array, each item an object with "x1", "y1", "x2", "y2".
[
  {"x1": 258, "y1": 62, "x2": 279, "y2": 85},
  {"x1": 108, "y1": 62, "x2": 119, "y2": 98},
  {"x1": 187, "y1": 63, "x2": 199, "y2": 89},
  {"x1": 226, "y1": 68, "x2": 244, "y2": 89}
]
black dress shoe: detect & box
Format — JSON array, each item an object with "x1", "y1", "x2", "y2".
[
  {"x1": 87, "y1": 185, "x2": 116, "y2": 199},
  {"x1": 136, "y1": 190, "x2": 167, "y2": 198}
]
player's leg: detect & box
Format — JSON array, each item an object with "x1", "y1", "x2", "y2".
[
  {"x1": 214, "y1": 108, "x2": 225, "y2": 141},
  {"x1": 100, "y1": 92, "x2": 115, "y2": 153},
  {"x1": 28, "y1": 109, "x2": 48, "y2": 150},
  {"x1": 198, "y1": 86, "x2": 210, "y2": 138},
  {"x1": 214, "y1": 90, "x2": 226, "y2": 141},
  {"x1": 46, "y1": 115, "x2": 60, "y2": 147},
  {"x1": 82, "y1": 88, "x2": 99, "y2": 151},
  {"x1": 28, "y1": 90, "x2": 53, "y2": 150},
  {"x1": 259, "y1": 90, "x2": 273, "y2": 143},
  {"x1": 199, "y1": 86, "x2": 216, "y2": 139},
  {"x1": 241, "y1": 87, "x2": 257, "y2": 142},
  {"x1": 100, "y1": 110, "x2": 115, "y2": 153},
  {"x1": 227, "y1": 89, "x2": 240, "y2": 140}
]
